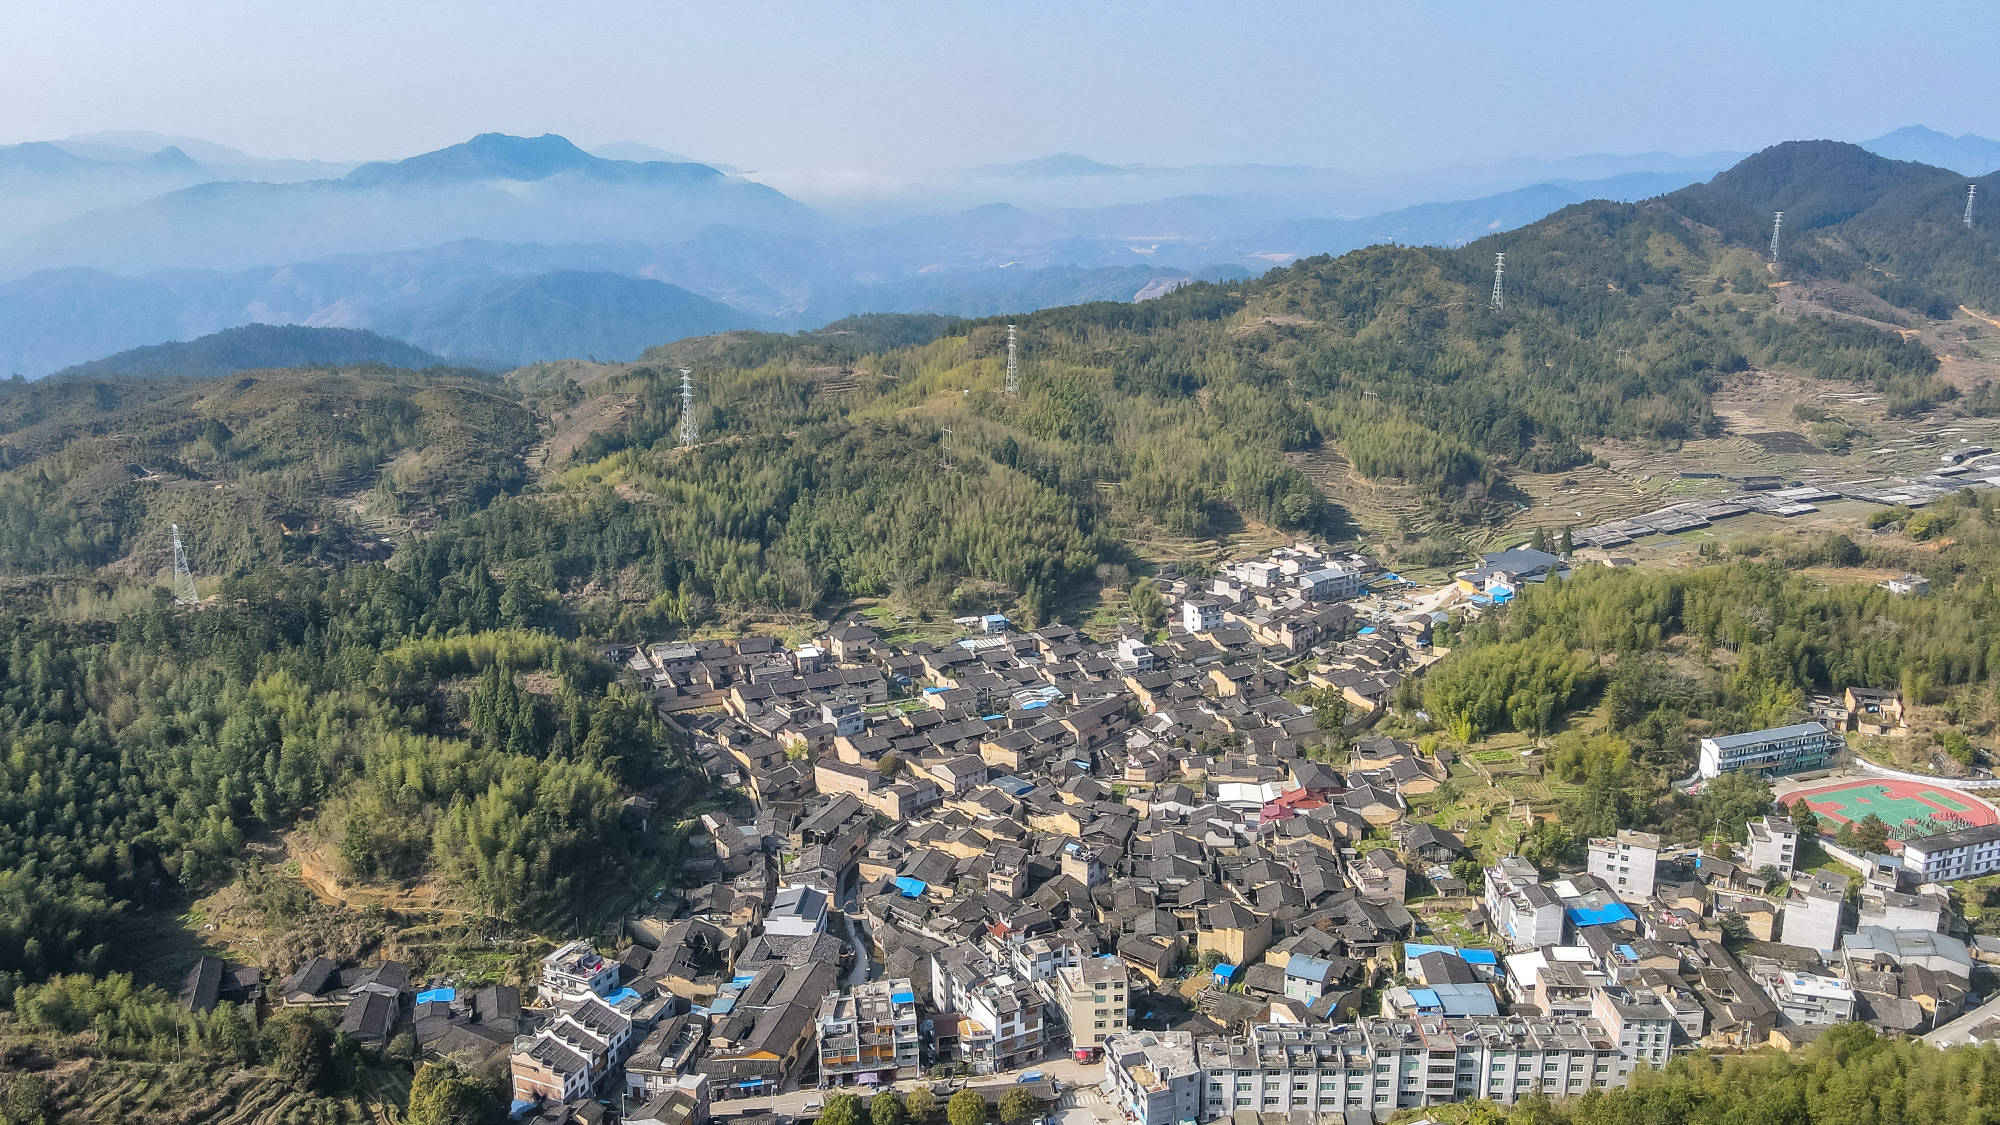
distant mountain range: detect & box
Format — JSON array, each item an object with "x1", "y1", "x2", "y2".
[
  {"x1": 1860, "y1": 126, "x2": 2000, "y2": 175},
  {"x1": 50, "y1": 323, "x2": 448, "y2": 379},
  {"x1": 4, "y1": 125, "x2": 1991, "y2": 378}
]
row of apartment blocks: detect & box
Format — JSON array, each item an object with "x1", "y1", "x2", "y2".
[{"x1": 1104, "y1": 1009, "x2": 1659, "y2": 1125}]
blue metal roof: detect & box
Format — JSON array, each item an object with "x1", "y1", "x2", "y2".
[
  {"x1": 1286, "y1": 954, "x2": 1337, "y2": 982},
  {"x1": 891, "y1": 991, "x2": 915, "y2": 1004},
  {"x1": 894, "y1": 876, "x2": 928, "y2": 898},
  {"x1": 1566, "y1": 902, "x2": 1636, "y2": 927},
  {"x1": 415, "y1": 987, "x2": 455, "y2": 1005}
]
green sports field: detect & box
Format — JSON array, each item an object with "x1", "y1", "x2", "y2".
[{"x1": 1788, "y1": 777, "x2": 1997, "y2": 839}]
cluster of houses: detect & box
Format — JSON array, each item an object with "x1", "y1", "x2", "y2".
[{"x1": 166, "y1": 536, "x2": 1998, "y2": 1125}]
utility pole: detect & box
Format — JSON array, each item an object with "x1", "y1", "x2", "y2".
[
  {"x1": 1000, "y1": 322, "x2": 1016, "y2": 396},
  {"x1": 1769, "y1": 211, "x2": 1784, "y2": 264},
  {"x1": 679, "y1": 368, "x2": 697, "y2": 449},
  {"x1": 1489, "y1": 252, "x2": 1506, "y2": 311},
  {"x1": 170, "y1": 523, "x2": 198, "y2": 606}
]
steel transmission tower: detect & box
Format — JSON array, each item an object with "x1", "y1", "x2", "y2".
[
  {"x1": 1768, "y1": 211, "x2": 1784, "y2": 263},
  {"x1": 170, "y1": 524, "x2": 198, "y2": 606},
  {"x1": 1008, "y1": 322, "x2": 1024, "y2": 396},
  {"x1": 1967, "y1": 184, "x2": 1979, "y2": 228},
  {"x1": 1000, "y1": 322, "x2": 1016, "y2": 396},
  {"x1": 1489, "y1": 253, "x2": 1505, "y2": 311},
  {"x1": 678, "y1": 368, "x2": 697, "y2": 449},
  {"x1": 939, "y1": 426, "x2": 954, "y2": 470}
]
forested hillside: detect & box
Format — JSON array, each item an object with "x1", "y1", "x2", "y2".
[
  {"x1": 485, "y1": 142, "x2": 1986, "y2": 635},
  {"x1": 0, "y1": 365, "x2": 532, "y2": 575},
  {"x1": 1413, "y1": 489, "x2": 2000, "y2": 858},
  {"x1": 50, "y1": 324, "x2": 448, "y2": 380}
]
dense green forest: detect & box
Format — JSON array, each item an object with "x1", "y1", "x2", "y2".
[
  {"x1": 48, "y1": 324, "x2": 451, "y2": 381},
  {"x1": 0, "y1": 557, "x2": 692, "y2": 984}
]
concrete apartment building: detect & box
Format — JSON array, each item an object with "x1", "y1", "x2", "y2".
[
  {"x1": 1060, "y1": 956, "x2": 1131, "y2": 1050},
  {"x1": 1901, "y1": 823, "x2": 2000, "y2": 883},
  {"x1": 1588, "y1": 988, "x2": 1676, "y2": 1065},
  {"x1": 816, "y1": 978, "x2": 921, "y2": 1087},
  {"x1": 538, "y1": 940, "x2": 620, "y2": 1005},
  {"x1": 1105, "y1": 1031, "x2": 1205, "y2": 1125},
  {"x1": 1762, "y1": 972, "x2": 1856, "y2": 1026},
  {"x1": 1485, "y1": 858, "x2": 1565, "y2": 950},
  {"x1": 1745, "y1": 816, "x2": 1801, "y2": 877},
  {"x1": 1587, "y1": 830, "x2": 1660, "y2": 903},
  {"x1": 1200, "y1": 1018, "x2": 1630, "y2": 1117},
  {"x1": 931, "y1": 946, "x2": 1047, "y2": 1074},
  {"x1": 1782, "y1": 872, "x2": 1850, "y2": 954},
  {"x1": 1697, "y1": 722, "x2": 1842, "y2": 779}
]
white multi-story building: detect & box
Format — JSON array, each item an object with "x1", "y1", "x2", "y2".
[
  {"x1": 1781, "y1": 872, "x2": 1849, "y2": 954},
  {"x1": 1587, "y1": 830, "x2": 1660, "y2": 903},
  {"x1": 1696, "y1": 723, "x2": 1841, "y2": 779},
  {"x1": 1761, "y1": 972, "x2": 1855, "y2": 1026},
  {"x1": 1293, "y1": 565, "x2": 1361, "y2": 602},
  {"x1": 1181, "y1": 598, "x2": 1224, "y2": 634},
  {"x1": 931, "y1": 946, "x2": 1046, "y2": 1074},
  {"x1": 1484, "y1": 858, "x2": 1565, "y2": 951},
  {"x1": 1106, "y1": 1031, "x2": 1205, "y2": 1125},
  {"x1": 1901, "y1": 823, "x2": 2000, "y2": 883},
  {"x1": 1115, "y1": 636, "x2": 1157, "y2": 672},
  {"x1": 1200, "y1": 1018, "x2": 1634, "y2": 1117},
  {"x1": 1746, "y1": 816, "x2": 1801, "y2": 877},
  {"x1": 512, "y1": 993, "x2": 636, "y2": 1103},
  {"x1": 539, "y1": 940, "x2": 620, "y2": 1005}
]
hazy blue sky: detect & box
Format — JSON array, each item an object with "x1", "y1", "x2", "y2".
[{"x1": 6, "y1": 0, "x2": 1997, "y2": 176}]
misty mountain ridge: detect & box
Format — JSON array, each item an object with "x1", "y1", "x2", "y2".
[
  {"x1": 343, "y1": 131, "x2": 729, "y2": 187},
  {"x1": 6, "y1": 127, "x2": 1992, "y2": 380},
  {"x1": 1861, "y1": 125, "x2": 2000, "y2": 175}
]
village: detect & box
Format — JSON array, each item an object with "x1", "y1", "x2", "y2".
[{"x1": 176, "y1": 540, "x2": 2000, "y2": 1125}]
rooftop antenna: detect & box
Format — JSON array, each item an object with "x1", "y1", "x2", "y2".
[
  {"x1": 1966, "y1": 184, "x2": 1979, "y2": 229},
  {"x1": 678, "y1": 368, "x2": 697, "y2": 449},
  {"x1": 1489, "y1": 252, "x2": 1505, "y2": 311},
  {"x1": 1008, "y1": 322, "x2": 1024, "y2": 396},
  {"x1": 170, "y1": 523, "x2": 198, "y2": 606},
  {"x1": 1768, "y1": 211, "x2": 1784, "y2": 264}
]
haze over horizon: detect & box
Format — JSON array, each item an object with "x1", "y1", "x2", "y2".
[{"x1": 6, "y1": 0, "x2": 1999, "y2": 186}]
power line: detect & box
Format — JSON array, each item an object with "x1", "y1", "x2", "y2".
[
  {"x1": 1489, "y1": 252, "x2": 1505, "y2": 312},
  {"x1": 170, "y1": 524, "x2": 198, "y2": 606},
  {"x1": 1004, "y1": 323, "x2": 1019, "y2": 397},
  {"x1": 1768, "y1": 211, "x2": 1784, "y2": 264},
  {"x1": 678, "y1": 368, "x2": 697, "y2": 449}
]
